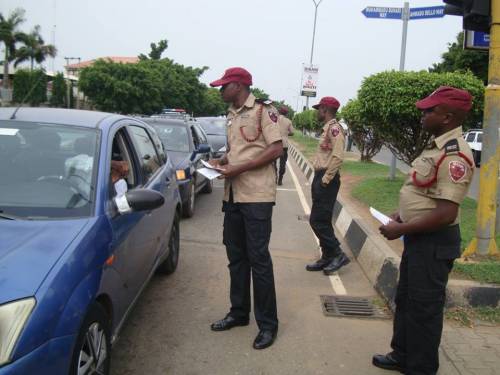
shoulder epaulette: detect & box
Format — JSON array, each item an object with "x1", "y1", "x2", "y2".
[
  {"x1": 444, "y1": 139, "x2": 460, "y2": 154},
  {"x1": 255, "y1": 98, "x2": 273, "y2": 106}
]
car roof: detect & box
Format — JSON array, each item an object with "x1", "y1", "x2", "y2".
[
  {"x1": 0, "y1": 107, "x2": 124, "y2": 128},
  {"x1": 142, "y1": 117, "x2": 188, "y2": 127}
]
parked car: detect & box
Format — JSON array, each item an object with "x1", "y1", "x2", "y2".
[
  {"x1": 463, "y1": 128, "x2": 482, "y2": 166},
  {"x1": 143, "y1": 117, "x2": 213, "y2": 217},
  {"x1": 195, "y1": 117, "x2": 227, "y2": 158},
  {"x1": 0, "y1": 107, "x2": 181, "y2": 375}
]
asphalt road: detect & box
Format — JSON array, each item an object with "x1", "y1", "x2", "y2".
[{"x1": 109, "y1": 158, "x2": 459, "y2": 375}]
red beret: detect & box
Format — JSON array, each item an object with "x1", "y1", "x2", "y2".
[
  {"x1": 416, "y1": 86, "x2": 473, "y2": 112},
  {"x1": 278, "y1": 106, "x2": 289, "y2": 115},
  {"x1": 312, "y1": 96, "x2": 340, "y2": 110},
  {"x1": 210, "y1": 67, "x2": 252, "y2": 87}
]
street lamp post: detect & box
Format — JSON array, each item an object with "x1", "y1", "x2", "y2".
[{"x1": 305, "y1": 0, "x2": 323, "y2": 109}]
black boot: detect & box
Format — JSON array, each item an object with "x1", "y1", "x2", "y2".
[
  {"x1": 306, "y1": 257, "x2": 333, "y2": 271},
  {"x1": 323, "y1": 252, "x2": 350, "y2": 275}
]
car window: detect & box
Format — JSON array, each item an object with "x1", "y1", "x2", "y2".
[
  {"x1": 153, "y1": 124, "x2": 190, "y2": 152},
  {"x1": 466, "y1": 133, "x2": 476, "y2": 142},
  {"x1": 477, "y1": 132, "x2": 483, "y2": 143},
  {"x1": 193, "y1": 124, "x2": 208, "y2": 144},
  {"x1": 110, "y1": 130, "x2": 136, "y2": 190},
  {"x1": 0, "y1": 121, "x2": 98, "y2": 219},
  {"x1": 190, "y1": 125, "x2": 200, "y2": 149},
  {"x1": 127, "y1": 125, "x2": 161, "y2": 183},
  {"x1": 197, "y1": 119, "x2": 227, "y2": 135},
  {"x1": 148, "y1": 128, "x2": 167, "y2": 164}
]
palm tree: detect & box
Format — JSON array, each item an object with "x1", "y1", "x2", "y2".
[
  {"x1": 15, "y1": 25, "x2": 57, "y2": 71},
  {"x1": 0, "y1": 8, "x2": 27, "y2": 89}
]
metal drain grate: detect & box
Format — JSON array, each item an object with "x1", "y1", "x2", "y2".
[{"x1": 320, "y1": 295, "x2": 391, "y2": 320}]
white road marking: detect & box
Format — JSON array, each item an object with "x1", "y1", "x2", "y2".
[
  {"x1": 287, "y1": 161, "x2": 347, "y2": 295},
  {"x1": 276, "y1": 188, "x2": 297, "y2": 192}
]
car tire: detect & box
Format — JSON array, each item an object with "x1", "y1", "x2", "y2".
[
  {"x1": 69, "y1": 302, "x2": 111, "y2": 375},
  {"x1": 182, "y1": 182, "x2": 195, "y2": 218},
  {"x1": 157, "y1": 212, "x2": 180, "y2": 275},
  {"x1": 201, "y1": 178, "x2": 213, "y2": 194}
]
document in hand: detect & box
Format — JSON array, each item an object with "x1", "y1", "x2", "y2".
[
  {"x1": 369, "y1": 207, "x2": 392, "y2": 225},
  {"x1": 201, "y1": 159, "x2": 224, "y2": 171},
  {"x1": 197, "y1": 167, "x2": 222, "y2": 180}
]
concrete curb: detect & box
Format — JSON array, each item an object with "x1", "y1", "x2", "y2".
[{"x1": 288, "y1": 144, "x2": 500, "y2": 309}]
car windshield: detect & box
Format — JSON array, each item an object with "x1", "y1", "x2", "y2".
[
  {"x1": 197, "y1": 119, "x2": 226, "y2": 135},
  {"x1": 0, "y1": 121, "x2": 99, "y2": 219},
  {"x1": 153, "y1": 124, "x2": 190, "y2": 152}
]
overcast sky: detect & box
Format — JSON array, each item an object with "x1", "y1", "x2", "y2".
[{"x1": 2, "y1": 0, "x2": 462, "y2": 110}]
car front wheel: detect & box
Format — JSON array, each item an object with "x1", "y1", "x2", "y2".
[
  {"x1": 182, "y1": 182, "x2": 195, "y2": 218},
  {"x1": 70, "y1": 303, "x2": 111, "y2": 375},
  {"x1": 157, "y1": 212, "x2": 180, "y2": 275}
]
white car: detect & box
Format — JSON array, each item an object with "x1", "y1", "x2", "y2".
[{"x1": 463, "y1": 129, "x2": 482, "y2": 166}]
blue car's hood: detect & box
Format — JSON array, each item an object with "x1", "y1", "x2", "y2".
[
  {"x1": 0, "y1": 218, "x2": 90, "y2": 303},
  {"x1": 168, "y1": 151, "x2": 191, "y2": 169}
]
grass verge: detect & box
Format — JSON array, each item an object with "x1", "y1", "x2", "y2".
[{"x1": 445, "y1": 306, "x2": 500, "y2": 327}]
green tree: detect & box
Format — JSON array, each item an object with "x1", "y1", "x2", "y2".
[
  {"x1": 0, "y1": 8, "x2": 27, "y2": 89},
  {"x1": 12, "y1": 68, "x2": 47, "y2": 106},
  {"x1": 250, "y1": 87, "x2": 269, "y2": 100},
  {"x1": 292, "y1": 109, "x2": 318, "y2": 132},
  {"x1": 50, "y1": 72, "x2": 66, "y2": 107},
  {"x1": 199, "y1": 87, "x2": 226, "y2": 116},
  {"x1": 138, "y1": 39, "x2": 168, "y2": 61},
  {"x1": 339, "y1": 99, "x2": 382, "y2": 161},
  {"x1": 430, "y1": 32, "x2": 488, "y2": 84},
  {"x1": 79, "y1": 59, "x2": 163, "y2": 114},
  {"x1": 357, "y1": 70, "x2": 484, "y2": 165},
  {"x1": 15, "y1": 25, "x2": 56, "y2": 71}
]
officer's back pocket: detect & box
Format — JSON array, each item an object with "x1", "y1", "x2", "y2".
[{"x1": 434, "y1": 244, "x2": 461, "y2": 260}]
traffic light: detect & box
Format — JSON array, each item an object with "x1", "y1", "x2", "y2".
[{"x1": 444, "y1": 0, "x2": 491, "y2": 33}]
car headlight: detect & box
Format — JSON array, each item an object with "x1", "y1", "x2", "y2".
[
  {"x1": 0, "y1": 298, "x2": 36, "y2": 366},
  {"x1": 176, "y1": 169, "x2": 186, "y2": 180}
]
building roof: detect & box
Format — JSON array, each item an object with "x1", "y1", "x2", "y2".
[{"x1": 66, "y1": 56, "x2": 139, "y2": 70}]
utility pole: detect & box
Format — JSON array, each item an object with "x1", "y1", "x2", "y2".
[
  {"x1": 463, "y1": 1, "x2": 499, "y2": 256},
  {"x1": 64, "y1": 56, "x2": 81, "y2": 109},
  {"x1": 305, "y1": 0, "x2": 323, "y2": 109}
]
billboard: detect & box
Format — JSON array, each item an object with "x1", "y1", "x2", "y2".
[{"x1": 301, "y1": 65, "x2": 319, "y2": 97}]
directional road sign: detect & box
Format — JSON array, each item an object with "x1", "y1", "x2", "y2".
[
  {"x1": 361, "y1": 7, "x2": 403, "y2": 20},
  {"x1": 409, "y1": 6, "x2": 445, "y2": 20},
  {"x1": 464, "y1": 30, "x2": 490, "y2": 50},
  {"x1": 362, "y1": 5, "x2": 445, "y2": 20}
]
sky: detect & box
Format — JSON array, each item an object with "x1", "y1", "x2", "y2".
[{"x1": 2, "y1": 0, "x2": 463, "y2": 111}]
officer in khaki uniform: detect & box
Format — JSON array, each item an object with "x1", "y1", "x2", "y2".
[
  {"x1": 208, "y1": 67, "x2": 282, "y2": 350},
  {"x1": 306, "y1": 97, "x2": 350, "y2": 275},
  {"x1": 276, "y1": 107, "x2": 294, "y2": 185},
  {"x1": 373, "y1": 86, "x2": 475, "y2": 375}
]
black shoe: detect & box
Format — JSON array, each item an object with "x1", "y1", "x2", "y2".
[
  {"x1": 306, "y1": 257, "x2": 333, "y2": 271},
  {"x1": 277, "y1": 177, "x2": 283, "y2": 186},
  {"x1": 253, "y1": 329, "x2": 277, "y2": 350},
  {"x1": 210, "y1": 315, "x2": 249, "y2": 331},
  {"x1": 372, "y1": 353, "x2": 406, "y2": 373},
  {"x1": 323, "y1": 253, "x2": 350, "y2": 275}
]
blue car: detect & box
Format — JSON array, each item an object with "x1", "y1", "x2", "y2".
[
  {"x1": 0, "y1": 108, "x2": 181, "y2": 375},
  {"x1": 143, "y1": 117, "x2": 213, "y2": 218}
]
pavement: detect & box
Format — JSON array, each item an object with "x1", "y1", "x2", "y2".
[{"x1": 108, "y1": 150, "x2": 500, "y2": 375}]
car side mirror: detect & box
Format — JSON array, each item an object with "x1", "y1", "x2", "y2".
[
  {"x1": 190, "y1": 144, "x2": 211, "y2": 160},
  {"x1": 114, "y1": 189, "x2": 164, "y2": 215}
]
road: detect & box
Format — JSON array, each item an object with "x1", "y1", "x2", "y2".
[
  {"x1": 369, "y1": 146, "x2": 479, "y2": 200},
  {"x1": 109, "y1": 157, "x2": 459, "y2": 375}
]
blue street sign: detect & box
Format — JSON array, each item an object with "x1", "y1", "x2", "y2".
[
  {"x1": 362, "y1": 5, "x2": 445, "y2": 20},
  {"x1": 464, "y1": 30, "x2": 489, "y2": 50},
  {"x1": 361, "y1": 7, "x2": 403, "y2": 20},
  {"x1": 409, "y1": 6, "x2": 445, "y2": 20}
]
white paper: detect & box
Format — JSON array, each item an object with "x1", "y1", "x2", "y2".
[
  {"x1": 370, "y1": 207, "x2": 392, "y2": 225},
  {"x1": 201, "y1": 159, "x2": 224, "y2": 171},
  {"x1": 197, "y1": 167, "x2": 222, "y2": 180},
  {"x1": 114, "y1": 179, "x2": 128, "y2": 196}
]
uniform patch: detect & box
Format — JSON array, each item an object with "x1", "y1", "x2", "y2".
[
  {"x1": 449, "y1": 161, "x2": 466, "y2": 182},
  {"x1": 268, "y1": 111, "x2": 278, "y2": 123},
  {"x1": 331, "y1": 126, "x2": 340, "y2": 137}
]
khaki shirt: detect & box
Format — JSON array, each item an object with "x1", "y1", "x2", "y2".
[
  {"x1": 224, "y1": 94, "x2": 282, "y2": 203},
  {"x1": 399, "y1": 127, "x2": 474, "y2": 225},
  {"x1": 313, "y1": 119, "x2": 345, "y2": 184},
  {"x1": 278, "y1": 115, "x2": 294, "y2": 148}
]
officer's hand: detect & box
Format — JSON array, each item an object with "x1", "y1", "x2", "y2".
[
  {"x1": 379, "y1": 221, "x2": 404, "y2": 240},
  {"x1": 220, "y1": 164, "x2": 242, "y2": 178},
  {"x1": 389, "y1": 212, "x2": 402, "y2": 223}
]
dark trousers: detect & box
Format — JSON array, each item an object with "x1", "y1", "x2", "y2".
[
  {"x1": 222, "y1": 199, "x2": 278, "y2": 331},
  {"x1": 278, "y1": 148, "x2": 288, "y2": 180},
  {"x1": 391, "y1": 225, "x2": 460, "y2": 375},
  {"x1": 309, "y1": 170, "x2": 341, "y2": 259}
]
